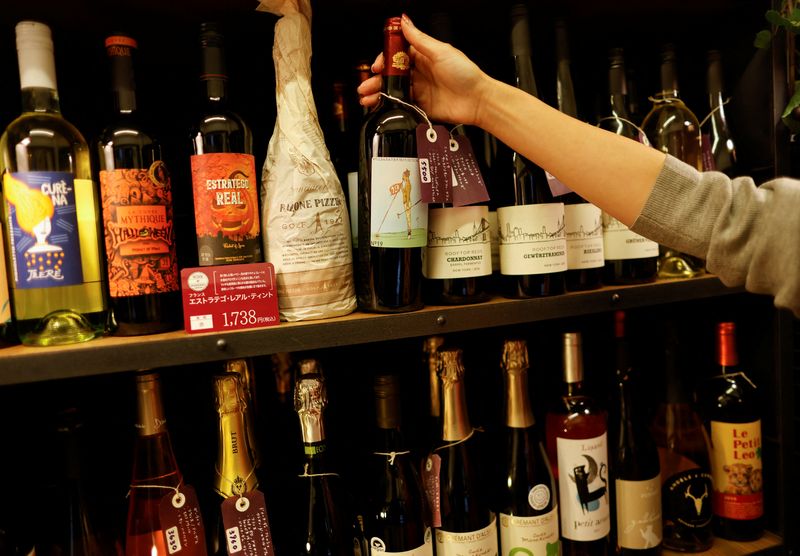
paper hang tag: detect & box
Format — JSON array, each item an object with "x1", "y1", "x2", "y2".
[
  {"x1": 158, "y1": 485, "x2": 208, "y2": 556},
  {"x1": 421, "y1": 454, "x2": 442, "y2": 528},
  {"x1": 545, "y1": 170, "x2": 574, "y2": 197},
  {"x1": 449, "y1": 135, "x2": 490, "y2": 207},
  {"x1": 221, "y1": 490, "x2": 275, "y2": 556},
  {"x1": 416, "y1": 124, "x2": 452, "y2": 204}
]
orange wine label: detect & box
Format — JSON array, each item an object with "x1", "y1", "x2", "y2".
[
  {"x1": 190, "y1": 153, "x2": 262, "y2": 266},
  {"x1": 100, "y1": 163, "x2": 179, "y2": 298},
  {"x1": 711, "y1": 420, "x2": 763, "y2": 520}
]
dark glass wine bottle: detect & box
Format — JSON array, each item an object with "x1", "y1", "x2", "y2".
[
  {"x1": 611, "y1": 312, "x2": 662, "y2": 555},
  {"x1": 554, "y1": 20, "x2": 603, "y2": 292},
  {"x1": 190, "y1": 23, "x2": 262, "y2": 267},
  {"x1": 365, "y1": 375, "x2": 432, "y2": 556},
  {"x1": 496, "y1": 339, "x2": 559, "y2": 556},
  {"x1": 697, "y1": 322, "x2": 763, "y2": 541},
  {"x1": 434, "y1": 348, "x2": 497, "y2": 556},
  {"x1": 702, "y1": 51, "x2": 738, "y2": 176},
  {"x1": 597, "y1": 49, "x2": 659, "y2": 285},
  {"x1": 98, "y1": 34, "x2": 180, "y2": 336},
  {"x1": 650, "y1": 326, "x2": 712, "y2": 552},
  {"x1": 357, "y1": 17, "x2": 426, "y2": 313},
  {"x1": 498, "y1": 4, "x2": 566, "y2": 299},
  {"x1": 545, "y1": 333, "x2": 610, "y2": 555}
]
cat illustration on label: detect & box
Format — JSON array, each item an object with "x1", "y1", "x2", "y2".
[{"x1": 569, "y1": 455, "x2": 608, "y2": 513}]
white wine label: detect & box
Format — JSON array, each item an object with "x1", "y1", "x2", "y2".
[
  {"x1": 564, "y1": 203, "x2": 603, "y2": 269},
  {"x1": 370, "y1": 529, "x2": 434, "y2": 556},
  {"x1": 488, "y1": 211, "x2": 500, "y2": 272},
  {"x1": 602, "y1": 212, "x2": 658, "y2": 260},
  {"x1": 528, "y1": 484, "x2": 551, "y2": 511},
  {"x1": 348, "y1": 171, "x2": 358, "y2": 248},
  {"x1": 615, "y1": 475, "x2": 662, "y2": 550},
  {"x1": 710, "y1": 420, "x2": 763, "y2": 520},
  {"x1": 499, "y1": 509, "x2": 559, "y2": 556},
  {"x1": 497, "y1": 204, "x2": 566, "y2": 275},
  {"x1": 436, "y1": 515, "x2": 498, "y2": 556},
  {"x1": 370, "y1": 157, "x2": 428, "y2": 247},
  {"x1": 0, "y1": 226, "x2": 10, "y2": 324},
  {"x1": 556, "y1": 434, "x2": 611, "y2": 541},
  {"x1": 423, "y1": 206, "x2": 491, "y2": 279}
]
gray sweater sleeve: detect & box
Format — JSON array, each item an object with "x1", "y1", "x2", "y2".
[{"x1": 631, "y1": 154, "x2": 800, "y2": 316}]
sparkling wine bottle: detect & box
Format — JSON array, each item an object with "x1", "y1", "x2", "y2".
[
  {"x1": 358, "y1": 17, "x2": 426, "y2": 313},
  {"x1": 496, "y1": 339, "x2": 559, "y2": 556},
  {"x1": 423, "y1": 336, "x2": 446, "y2": 449},
  {"x1": 545, "y1": 333, "x2": 610, "y2": 555},
  {"x1": 1, "y1": 21, "x2": 108, "y2": 346},
  {"x1": 98, "y1": 34, "x2": 180, "y2": 336},
  {"x1": 498, "y1": 4, "x2": 566, "y2": 299},
  {"x1": 364, "y1": 375, "x2": 432, "y2": 556},
  {"x1": 597, "y1": 49, "x2": 658, "y2": 285},
  {"x1": 698, "y1": 322, "x2": 763, "y2": 541},
  {"x1": 702, "y1": 51, "x2": 738, "y2": 176}
]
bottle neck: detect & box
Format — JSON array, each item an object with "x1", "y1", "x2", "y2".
[
  {"x1": 442, "y1": 379, "x2": 472, "y2": 441},
  {"x1": 428, "y1": 355, "x2": 442, "y2": 421},
  {"x1": 608, "y1": 64, "x2": 629, "y2": 118},
  {"x1": 107, "y1": 39, "x2": 138, "y2": 114},
  {"x1": 659, "y1": 59, "x2": 680, "y2": 97},
  {"x1": 17, "y1": 32, "x2": 60, "y2": 114},
  {"x1": 20, "y1": 87, "x2": 60, "y2": 114},
  {"x1": 135, "y1": 376, "x2": 168, "y2": 437},
  {"x1": 565, "y1": 379, "x2": 584, "y2": 397},
  {"x1": 203, "y1": 78, "x2": 228, "y2": 106},
  {"x1": 716, "y1": 326, "x2": 739, "y2": 374},
  {"x1": 382, "y1": 74, "x2": 410, "y2": 102},
  {"x1": 382, "y1": 27, "x2": 411, "y2": 101},
  {"x1": 504, "y1": 368, "x2": 534, "y2": 428},
  {"x1": 201, "y1": 42, "x2": 229, "y2": 106},
  {"x1": 215, "y1": 408, "x2": 258, "y2": 497},
  {"x1": 513, "y1": 56, "x2": 539, "y2": 98}
]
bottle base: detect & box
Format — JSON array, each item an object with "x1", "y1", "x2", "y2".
[
  {"x1": 657, "y1": 250, "x2": 705, "y2": 279},
  {"x1": 20, "y1": 309, "x2": 104, "y2": 346}
]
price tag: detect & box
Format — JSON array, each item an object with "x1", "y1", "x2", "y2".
[
  {"x1": 545, "y1": 171, "x2": 574, "y2": 197},
  {"x1": 221, "y1": 491, "x2": 276, "y2": 556},
  {"x1": 181, "y1": 262, "x2": 280, "y2": 334},
  {"x1": 417, "y1": 124, "x2": 452, "y2": 203},
  {"x1": 421, "y1": 454, "x2": 442, "y2": 528},
  {"x1": 158, "y1": 485, "x2": 208, "y2": 556},
  {"x1": 449, "y1": 135, "x2": 490, "y2": 206}
]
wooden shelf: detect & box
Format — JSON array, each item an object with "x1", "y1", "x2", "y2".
[
  {"x1": 0, "y1": 275, "x2": 745, "y2": 386},
  {"x1": 663, "y1": 531, "x2": 783, "y2": 555}
]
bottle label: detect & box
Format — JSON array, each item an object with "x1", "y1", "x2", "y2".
[
  {"x1": 435, "y1": 515, "x2": 498, "y2": 556},
  {"x1": 499, "y1": 509, "x2": 559, "y2": 556},
  {"x1": 0, "y1": 226, "x2": 10, "y2": 324},
  {"x1": 423, "y1": 206, "x2": 491, "y2": 279},
  {"x1": 157, "y1": 485, "x2": 208, "y2": 556},
  {"x1": 497, "y1": 204, "x2": 566, "y2": 275},
  {"x1": 488, "y1": 211, "x2": 500, "y2": 272},
  {"x1": 190, "y1": 153, "x2": 262, "y2": 266},
  {"x1": 710, "y1": 420, "x2": 763, "y2": 520},
  {"x1": 348, "y1": 171, "x2": 358, "y2": 247},
  {"x1": 422, "y1": 454, "x2": 442, "y2": 528},
  {"x1": 556, "y1": 433, "x2": 611, "y2": 541},
  {"x1": 100, "y1": 164, "x2": 179, "y2": 298},
  {"x1": 564, "y1": 203, "x2": 603, "y2": 269},
  {"x1": 370, "y1": 529, "x2": 434, "y2": 556},
  {"x1": 615, "y1": 475, "x2": 663, "y2": 550},
  {"x1": 3, "y1": 172, "x2": 84, "y2": 289},
  {"x1": 662, "y1": 468, "x2": 713, "y2": 530},
  {"x1": 602, "y1": 212, "x2": 658, "y2": 260},
  {"x1": 370, "y1": 157, "x2": 427, "y2": 248}
]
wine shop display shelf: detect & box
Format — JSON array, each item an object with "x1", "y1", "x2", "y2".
[
  {"x1": 662, "y1": 531, "x2": 783, "y2": 555},
  {"x1": 0, "y1": 275, "x2": 742, "y2": 385}
]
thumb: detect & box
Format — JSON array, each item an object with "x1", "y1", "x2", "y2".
[{"x1": 401, "y1": 14, "x2": 443, "y2": 59}]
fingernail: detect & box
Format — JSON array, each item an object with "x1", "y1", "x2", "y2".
[{"x1": 401, "y1": 13, "x2": 414, "y2": 27}]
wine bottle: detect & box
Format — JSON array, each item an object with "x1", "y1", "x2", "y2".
[
  {"x1": 598, "y1": 49, "x2": 659, "y2": 285},
  {"x1": 702, "y1": 51, "x2": 738, "y2": 176},
  {"x1": 0, "y1": 235, "x2": 11, "y2": 344},
  {"x1": 434, "y1": 348, "x2": 497, "y2": 556},
  {"x1": 365, "y1": 375, "x2": 432, "y2": 556},
  {"x1": 224, "y1": 358, "x2": 261, "y2": 466},
  {"x1": 295, "y1": 359, "x2": 357, "y2": 556},
  {"x1": 98, "y1": 34, "x2": 180, "y2": 336},
  {"x1": 611, "y1": 312, "x2": 662, "y2": 555},
  {"x1": 423, "y1": 336, "x2": 445, "y2": 448},
  {"x1": 347, "y1": 61, "x2": 374, "y2": 252},
  {"x1": 0, "y1": 21, "x2": 108, "y2": 346},
  {"x1": 496, "y1": 339, "x2": 559, "y2": 556},
  {"x1": 545, "y1": 332, "x2": 610, "y2": 555},
  {"x1": 498, "y1": 4, "x2": 566, "y2": 299},
  {"x1": 641, "y1": 45, "x2": 704, "y2": 279},
  {"x1": 190, "y1": 22, "x2": 262, "y2": 267},
  {"x1": 698, "y1": 322, "x2": 763, "y2": 541},
  {"x1": 357, "y1": 17, "x2": 427, "y2": 313},
  {"x1": 126, "y1": 372, "x2": 182, "y2": 556},
  {"x1": 329, "y1": 79, "x2": 357, "y2": 253},
  {"x1": 650, "y1": 327, "x2": 712, "y2": 552},
  {"x1": 554, "y1": 20, "x2": 603, "y2": 292}
]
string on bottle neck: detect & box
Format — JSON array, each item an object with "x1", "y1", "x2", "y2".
[
  {"x1": 374, "y1": 450, "x2": 411, "y2": 465},
  {"x1": 127, "y1": 481, "x2": 185, "y2": 509},
  {"x1": 434, "y1": 427, "x2": 481, "y2": 452},
  {"x1": 215, "y1": 465, "x2": 257, "y2": 499},
  {"x1": 596, "y1": 116, "x2": 649, "y2": 142},
  {"x1": 379, "y1": 92, "x2": 433, "y2": 131},
  {"x1": 698, "y1": 97, "x2": 732, "y2": 128},
  {"x1": 299, "y1": 462, "x2": 339, "y2": 479}
]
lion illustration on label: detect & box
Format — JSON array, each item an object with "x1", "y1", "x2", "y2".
[{"x1": 722, "y1": 463, "x2": 762, "y2": 495}]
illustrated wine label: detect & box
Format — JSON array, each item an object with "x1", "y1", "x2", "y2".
[
  {"x1": 602, "y1": 212, "x2": 658, "y2": 260},
  {"x1": 488, "y1": 211, "x2": 500, "y2": 272},
  {"x1": 157, "y1": 485, "x2": 208, "y2": 556},
  {"x1": 370, "y1": 529, "x2": 434, "y2": 556},
  {"x1": 3, "y1": 172, "x2": 84, "y2": 289},
  {"x1": 100, "y1": 163, "x2": 179, "y2": 298},
  {"x1": 497, "y1": 203, "x2": 566, "y2": 275},
  {"x1": 423, "y1": 206, "x2": 491, "y2": 279},
  {"x1": 221, "y1": 490, "x2": 275, "y2": 556},
  {"x1": 615, "y1": 476, "x2": 662, "y2": 550},
  {"x1": 190, "y1": 153, "x2": 262, "y2": 266},
  {"x1": 556, "y1": 434, "x2": 611, "y2": 541},
  {"x1": 662, "y1": 468, "x2": 713, "y2": 531},
  {"x1": 564, "y1": 203, "x2": 603, "y2": 270},
  {"x1": 435, "y1": 515, "x2": 498, "y2": 556},
  {"x1": 710, "y1": 420, "x2": 763, "y2": 520},
  {"x1": 370, "y1": 157, "x2": 427, "y2": 248},
  {"x1": 499, "y1": 509, "x2": 559, "y2": 556},
  {"x1": 0, "y1": 228, "x2": 10, "y2": 324}
]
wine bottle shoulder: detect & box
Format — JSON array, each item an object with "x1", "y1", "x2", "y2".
[
  {"x1": 2, "y1": 113, "x2": 92, "y2": 177},
  {"x1": 362, "y1": 100, "x2": 424, "y2": 133},
  {"x1": 191, "y1": 108, "x2": 253, "y2": 154}
]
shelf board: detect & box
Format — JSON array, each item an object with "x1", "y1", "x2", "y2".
[
  {"x1": 663, "y1": 530, "x2": 782, "y2": 555},
  {"x1": 0, "y1": 275, "x2": 743, "y2": 386}
]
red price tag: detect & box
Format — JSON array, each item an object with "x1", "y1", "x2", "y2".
[{"x1": 181, "y1": 263, "x2": 280, "y2": 334}]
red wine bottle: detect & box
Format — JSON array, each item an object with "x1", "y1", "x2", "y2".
[
  {"x1": 702, "y1": 51, "x2": 738, "y2": 176},
  {"x1": 357, "y1": 17, "x2": 426, "y2": 313},
  {"x1": 545, "y1": 332, "x2": 610, "y2": 555},
  {"x1": 98, "y1": 34, "x2": 180, "y2": 336}
]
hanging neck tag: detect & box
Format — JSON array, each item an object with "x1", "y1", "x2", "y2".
[
  {"x1": 449, "y1": 134, "x2": 490, "y2": 206},
  {"x1": 221, "y1": 490, "x2": 275, "y2": 556},
  {"x1": 157, "y1": 485, "x2": 208, "y2": 556},
  {"x1": 417, "y1": 124, "x2": 453, "y2": 203}
]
